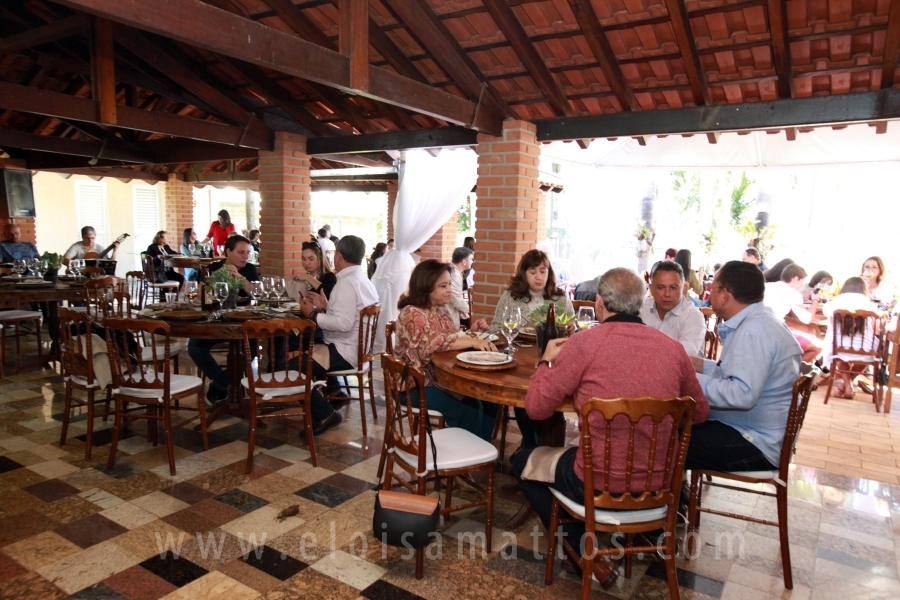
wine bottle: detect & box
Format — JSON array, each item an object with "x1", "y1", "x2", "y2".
[{"x1": 540, "y1": 302, "x2": 558, "y2": 355}]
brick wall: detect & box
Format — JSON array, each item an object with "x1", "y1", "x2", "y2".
[
  {"x1": 418, "y1": 211, "x2": 458, "y2": 263},
  {"x1": 472, "y1": 120, "x2": 542, "y2": 319},
  {"x1": 0, "y1": 217, "x2": 37, "y2": 246},
  {"x1": 386, "y1": 181, "x2": 397, "y2": 241},
  {"x1": 258, "y1": 131, "x2": 311, "y2": 278},
  {"x1": 164, "y1": 174, "x2": 194, "y2": 237}
]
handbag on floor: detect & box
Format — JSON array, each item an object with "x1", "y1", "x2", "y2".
[{"x1": 372, "y1": 362, "x2": 441, "y2": 549}]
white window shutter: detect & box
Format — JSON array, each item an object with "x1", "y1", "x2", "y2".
[
  {"x1": 133, "y1": 186, "x2": 160, "y2": 270},
  {"x1": 74, "y1": 181, "x2": 109, "y2": 246}
]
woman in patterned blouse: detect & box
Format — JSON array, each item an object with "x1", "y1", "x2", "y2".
[{"x1": 394, "y1": 260, "x2": 497, "y2": 440}]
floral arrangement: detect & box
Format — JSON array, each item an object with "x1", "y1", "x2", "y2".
[
  {"x1": 206, "y1": 267, "x2": 244, "y2": 293},
  {"x1": 527, "y1": 300, "x2": 575, "y2": 327},
  {"x1": 40, "y1": 251, "x2": 64, "y2": 270}
]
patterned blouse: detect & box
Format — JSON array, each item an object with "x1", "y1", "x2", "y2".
[{"x1": 394, "y1": 305, "x2": 458, "y2": 387}]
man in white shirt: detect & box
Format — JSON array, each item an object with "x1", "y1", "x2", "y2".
[
  {"x1": 448, "y1": 246, "x2": 473, "y2": 329},
  {"x1": 300, "y1": 235, "x2": 379, "y2": 434},
  {"x1": 316, "y1": 227, "x2": 336, "y2": 265},
  {"x1": 639, "y1": 261, "x2": 706, "y2": 357},
  {"x1": 763, "y1": 263, "x2": 821, "y2": 361}
]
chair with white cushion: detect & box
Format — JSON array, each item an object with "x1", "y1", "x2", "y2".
[
  {"x1": 325, "y1": 303, "x2": 380, "y2": 436},
  {"x1": 687, "y1": 367, "x2": 818, "y2": 590},
  {"x1": 382, "y1": 354, "x2": 497, "y2": 579},
  {"x1": 141, "y1": 254, "x2": 179, "y2": 303},
  {"x1": 0, "y1": 308, "x2": 42, "y2": 375},
  {"x1": 241, "y1": 318, "x2": 319, "y2": 473},
  {"x1": 103, "y1": 318, "x2": 208, "y2": 476},
  {"x1": 58, "y1": 307, "x2": 112, "y2": 459},
  {"x1": 544, "y1": 396, "x2": 696, "y2": 600}
]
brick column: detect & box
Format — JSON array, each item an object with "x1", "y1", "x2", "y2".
[
  {"x1": 472, "y1": 120, "x2": 541, "y2": 319},
  {"x1": 164, "y1": 174, "x2": 194, "y2": 235},
  {"x1": 385, "y1": 181, "x2": 397, "y2": 241},
  {"x1": 258, "y1": 131, "x2": 311, "y2": 278},
  {"x1": 0, "y1": 217, "x2": 37, "y2": 246},
  {"x1": 418, "y1": 211, "x2": 458, "y2": 262}
]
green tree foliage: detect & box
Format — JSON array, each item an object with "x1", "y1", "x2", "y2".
[
  {"x1": 671, "y1": 171, "x2": 701, "y2": 214},
  {"x1": 729, "y1": 171, "x2": 753, "y2": 228},
  {"x1": 457, "y1": 194, "x2": 473, "y2": 233}
]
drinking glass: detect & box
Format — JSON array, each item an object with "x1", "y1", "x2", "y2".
[
  {"x1": 249, "y1": 281, "x2": 264, "y2": 306},
  {"x1": 12, "y1": 259, "x2": 26, "y2": 277},
  {"x1": 274, "y1": 277, "x2": 286, "y2": 299},
  {"x1": 165, "y1": 292, "x2": 177, "y2": 304},
  {"x1": 36, "y1": 259, "x2": 48, "y2": 278},
  {"x1": 28, "y1": 258, "x2": 41, "y2": 277},
  {"x1": 216, "y1": 245, "x2": 224, "y2": 256},
  {"x1": 187, "y1": 243, "x2": 196, "y2": 256},
  {"x1": 71, "y1": 259, "x2": 84, "y2": 278},
  {"x1": 185, "y1": 281, "x2": 198, "y2": 303},
  {"x1": 214, "y1": 282, "x2": 229, "y2": 318},
  {"x1": 501, "y1": 306, "x2": 522, "y2": 355},
  {"x1": 261, "y1": 276, "x2": 273, "y2": 300},
  {"x1": 577, "y1": 306, "x2": 595, "y2": 331}
]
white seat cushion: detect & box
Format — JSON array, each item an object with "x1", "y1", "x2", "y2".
[
  {"x1": 726, "y1": 470, "x2": 780, "y2": 480},
  {"x1": 0, "y1": 310, "x2": 42, "y2": 321},
  {"x1": 241, "y1": 371, "x2": 310, "y2": 399},
  {"x1": 151, "y1": 282, "x2": 180, "y2": 288},
  {"x1": 68, "y1": 374, "x2": 100, "y2": 389},
  {"x1": 141, "y1": 345, "x2": 182, "y2": 361},
  {"x1": 327, "y1": 361, "x2": 370, "y2": 376},
  {"x1": 394, "y1": 427, "x2": 498, "y2": 471},
  {"x1": 409, "y1": 406, "x2": 444, "y2": 418},
  {"x1": 118, "y1": 374, "x2": 202, "y2": 399},
  {"x1": 549, "y1": 487, "x2": 669, "y2": 525}
]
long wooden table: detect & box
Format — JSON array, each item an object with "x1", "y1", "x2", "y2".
[{"x1": 0, "y1": 281, "x2": 88, "y2": 365}]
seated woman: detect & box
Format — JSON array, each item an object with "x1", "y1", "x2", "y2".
[
  {"x1": 821, "y1": 276, "x2": 878, "y2": 399},
  {"x1": 145, "y1": 230, "x2": 184, "y2": 289},
  {"x1": 394, "y1": 260, "x2": 496, "y2": 440},
  {"x1": 801, "y1": 270, "x2": 833, "y2": 303},
  {"x1": 180, "y1": 228, "x2": 199, "y2": 281},
  {"x1": 367, "y1": 242, "x2": 386, "y2": 278},
  {"x1": 292, "y1": 241, "x2": 337, "y2": 344},
  {"x1": 674, "y1": 249, "x2": 703, "y2": 305},
  {"x1": 861, "y1": 256, "x2": 895, "y2": 307},
  {"x1": 492, "y1": 249, "x2": 574, "y2": 450}
]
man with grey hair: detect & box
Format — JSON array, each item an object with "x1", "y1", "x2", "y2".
[
  {"x1": 300, "y1": 235, "x2": 378, "y2": 434},
  {"x1": 63, "y1": 225, "x2": 120, "y2": 265},
  {"x1": 640, "y1": 261, "x2": 706, "y2": 356},
  {"x1": 512, "y1": 267, "x2": 708, "y2": 586},
  {"x1": 0, "y1": 224, "x2": 40, "y2": 263}
]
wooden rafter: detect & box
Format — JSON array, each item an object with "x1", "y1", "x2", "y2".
[
  {"x1": 882, "y1": 0, "x2": 900, "y2": 89},
  {"x1": 662, "y1": 0, "x2": 710, "y2": 107},
  {"x1": 259, "y1": 0, "x2": 335, "y2": 49},
  {"x1": 306, "y1": 126, "x2": 477, "y2": 155},
  {"x1": 766, "y1": 0, "x2": 794, "y2": 99},
  {"x1": 90, "y1": 16, "x2": 117, "y2": 124},
  {"x1": 339, "y1": 0, "x2": 369, "y2": 92},
  {"x1": 0, "y1": 14, "x2": 89, "y2": 52},
  {"x1": 482, "y1": 0, "x2": 573, "y2": 116},
  {"x1": 0, "y1": 128, "x2": 151, "y2": 162},
  {"x1": 566, "y1": 0, "x2": 635, "y2": 112}
]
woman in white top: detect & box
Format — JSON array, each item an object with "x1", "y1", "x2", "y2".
[
  {"x1": 860, "y1": 256, "x2": 894, "y2": 306},
  {"x1": 821, "y1": 276, "x2": 879, "y2": 399}
]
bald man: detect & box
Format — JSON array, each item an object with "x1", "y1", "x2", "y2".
[{"x1": 0, "y1": 224, "x2": 40, "y2": 263}]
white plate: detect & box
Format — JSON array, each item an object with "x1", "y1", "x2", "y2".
[{"x1": 456, "y1": 351, "x2": 512, "y2": 365}]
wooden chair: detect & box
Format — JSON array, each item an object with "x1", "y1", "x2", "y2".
[
  {"x1": 382, "y1": 354, "x2": 498, "y2": 579},
  {"x1": 545, "y1": 396, "x2": 696, "y2": 600},
  {"x1": 882, "y1": 324, "x2": 899, "y2": 414},
  {"x1": 82, "y1": 266, "x2": 105, "y2": 278},
  {"x1": 58, "y1": 307, "x2": 113, "y2": 459},
  {"x1": 103, "y1": 318, "x2": 208, "y2": 476},
  {"x1": 140, "y1": 254, "x2": 179, "y2": 303},
  {"x1": 687, "y1": 367, "x2": 819, "y2": 590},
  {"x1": 466, "y1": 287, "x2": 474, "y2": 319},
  {"x1": 572, "y1": 300, "x2": 595, "y2": 311},
  {"x1": 83, "y1": 277, "x2": 119, "y2": 321},
  {"x1": 324, "y1": 303, "x2": 380, "y2": 436},
  {"x1": 822, "y1": 309, "x2": 887, "y2": 409},
  {"x1": 700, "y1": 307, "x2": 719, "y2": 360},
  {"x1": 0, "y1": 308, "x2": 42, "y2": 375},
  {"x1": 124, "y1": 271, "x2": 147, "y2": 313},
  {"x1": 240, "y1": 319, "x2": 319, "y2": 473}
]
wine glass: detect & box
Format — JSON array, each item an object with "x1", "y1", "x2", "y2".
[
  {"x1": 12, "y1": 259, "x2": 26, "y2": 278},
  {"x1": 213, "y1": 282, "x2": 229, "y2": 318},
  {"x1": 36, "y1": 259, "x2": 48, "y2": 278},
  {"x1": 185, "y1": 281, "x2": 198, "y2": 303},
  {"x1": 261, "y1": 276, "x2": 273, "y2": 300},
  {"x1": 501, "y1": 306, "x2": 522, "y2": 355},
  {"x1": 274, "y1": 277, "x2": 286, "y2": 299},
  {"x1": 188, "y1": 243, "x2": 196, "y2": 256},
  {"x1": 249, "y1": 281, "x2": 264, "y2": 306},
  {"x1": 577, "y1": 306, "x2": 595, "y2": 331},
  {"x1": 70, "y1": 258, "x2": 84, "y2": 278}
]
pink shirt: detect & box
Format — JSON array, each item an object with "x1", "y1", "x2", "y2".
[{"x1": 526, "y1": 320, "x2": 708, "y2": 494}]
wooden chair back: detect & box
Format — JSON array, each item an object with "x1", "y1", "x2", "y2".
[
  {"x1": 58, "y1": 307, "x2": 94, "y2": 385},
  {"x1": 125, "y1": 271, "x2": 146, "y2": 311},
  {"x1": 382, "y1": 354, "x2": 429, "y2": 474},
  {"x1": 778, "y1": 367, "x2": 819, "y2": 477},
  {"x1": 466, "y1": 288, "x2": 474, "y2": 318},
  {"x1": 700, "y1": 307, "x2": 719, "y2": 359},
  {"x1": 241, "y1": 319, "x2": 316, "y2": 399},
  {"x1": 102, "y1": 290, "x2": 132, "y2": 320},
  {"x1": 103, "y1": 318, "x2": 171, "y2": 399},
  {"x1": 384, "y1": 320, "x2": 397, "y2": 356},
  {"x1": 579, "y1": 397, "x2": 696, "y2": 522},
  {"x1": 357, "y1": 304, "x2": 381, "y2": 367},
  {"x1": 883, "y1": 326, "x2": 900, "y2": 414},
  {"x1": 140, "y1": 253, "x2": 164, "y2": 285},
  {"x1": 830, "y1": 309, "x2": 886, "y2": 361},
  {"x1": 83, "y1": 266, "x2": 105, "y2": 278},
  {"x1": 84, "y1": 277, "x2": 118, "y2": 321},
  {"x1": 572, "y1": 300, "x2": 595, "y2": 311}
]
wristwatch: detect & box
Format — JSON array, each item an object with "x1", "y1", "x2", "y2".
[{"x1": 535, "y1": 359, "x2": 553, "y2": 369}]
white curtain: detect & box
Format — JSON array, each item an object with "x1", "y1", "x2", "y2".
[{"x1": 371, "y1": 148, "x2": 478, "y2": 351}]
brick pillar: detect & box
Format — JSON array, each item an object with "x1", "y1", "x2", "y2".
[
  {"x1": 418, "y1": 211, "x2": 458, "y2": 262},
  {"x1": 536, "y1": 191, "x2": 548, "y2": 243},
  {"x1": 0, "y1": 217, "x2": 37, "y2": 246},
  {"x1": 472, "y1": 120, "x2": 541, "y2": 319},
  {"x1": 164, "y1": 174, "x2": 194, "y2": 236},
  {"x1": 258, "y1": 131, "x2": 311, "y2": 278},
  {"x1": 385, "y1": 181, "x2": 397, "y2": 241}
]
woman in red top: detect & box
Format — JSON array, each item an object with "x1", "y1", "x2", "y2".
[{"x1": 202, "y1": 209, "x2": 235, "y2": 256}]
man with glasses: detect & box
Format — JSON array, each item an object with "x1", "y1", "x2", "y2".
[
  {"x1": 63, "y1": 226, "x2": 120, "y2": 265},
  {"x1": 640, "y1": 261, "x2": 706, "y2": 357},
  {"x1": 686, "y1": 261, "x2": 800, "y2": 472},
  {"x1": 0, "y1": 224, "x2": 40, "y2": 263}
]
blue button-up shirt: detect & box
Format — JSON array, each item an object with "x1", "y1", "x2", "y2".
[
  {"x1": 0, "y1": 241, "x2": 40, "y2": 263},
  {"x1": 697, "y1": 302, "x2": 801, "y2": 466}
]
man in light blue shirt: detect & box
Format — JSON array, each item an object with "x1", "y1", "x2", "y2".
[
  {"x1": 686, "y1": 261, "x2": 801, "y2": 471},
  {"x1": 0, "y1": 224, "x2": 40, "y2": 263}
]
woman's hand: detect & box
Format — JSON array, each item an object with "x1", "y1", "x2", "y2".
[
  {"x1": 471, "y1": 318, "x2": 490, "y2": 332},
  {"x1": 470, "y1": 337, "x2": 497, "y2": 352}
]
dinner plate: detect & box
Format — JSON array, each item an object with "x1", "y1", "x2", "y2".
[{"x1": 456, "y1": 351, "x2": 512, "y2": 365}]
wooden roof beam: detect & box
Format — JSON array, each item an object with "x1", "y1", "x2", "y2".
[
  {"x1": 766, "y1": 0, "x2": 795, "y2": 139},
  {"x1": 0, "y1": 14, "x2": 89, "y2": 52},
  {"x1": 91, "y1": 16, "x2": 117, "y2": 125},
  {"x1": 566, "y1": 0, "x2": 636, "y2": 112},
  {"x1": 260, "y1": 0, "x2": 335, "y2": 50},
  {"x1": 662, "y1": 0, "x2": 710, "y2": 107},
  {"x1": 306, "y1": 126, "x2": 477, "y2": 155},
  {"x1": 53, "y1": 0, "x2": 500, "y2": 132},
  {"x1": 0, "y1": 128, "x2": 151, "y2": 162},
  {"x1": 882, "y1": 0, "x2": 900, "y2": 89},
  {"x1": 483, "y1": 0, "x2": 573, "y2": 117},
  {"x1": 339, "y1": 0, "x2": 368, "y2": 92}
]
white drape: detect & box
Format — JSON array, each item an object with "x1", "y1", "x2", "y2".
[{"x1": 371, "y1": 148, "x2": 478, "y2": 351}]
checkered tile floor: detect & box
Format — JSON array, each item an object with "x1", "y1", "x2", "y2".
[{"x1": 0, "y1": 339, "x2": 899, "y2": 599}]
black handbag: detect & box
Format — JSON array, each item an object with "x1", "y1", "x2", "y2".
[{"x1": 372, "y1": 363, "x2": 441, "y2": 549}]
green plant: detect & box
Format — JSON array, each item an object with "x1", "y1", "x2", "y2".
[
  {"x1": 728, "y1": 172, "x2": 753, "y2": 228},
  {"x1": 635, "y1": 222, "x2": 656, "y2": 250},
  {"x1": 206, "y1": 267, "x2": 244, "y2": 293},
  {"x1": 40, "y1": 251, "x2": 63, "y2": 270},
  {"x1": 736, "y1": 219, "x2": 778, "y2": 261},
  {"x1": 527, "y1": 300, "x2": 574, "y2": 327}
]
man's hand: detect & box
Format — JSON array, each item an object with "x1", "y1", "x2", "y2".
[
  {"x1": 300, "y1": 297, "x2": 316, "y2": 318},
  {"x1": 304, "y1": 289, "x2": 327, "y2": 310},
  {"x1": 541, "y1": 338, "x2": 567, "y2": 363}
]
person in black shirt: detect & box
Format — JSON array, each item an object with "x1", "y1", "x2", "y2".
[
  {"x1": 145, "y1": 230, "x2": 185, "y2": 288},
  {"x1": 189, "y1": 235, "x2": 260, "y2": 403}
]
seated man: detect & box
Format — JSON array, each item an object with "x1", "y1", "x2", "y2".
[
  {"x1": 741, "y1": 247, "x2": 767, "y2": 271},
  {"x1": 686, "y1": 261, "x2": 801, "y2": 473},
  {"x1": 512, "y1": 268, "x2": 708, "y2": 587},
  {"x1": 572, "y1": 275, "x2": 600, "y2": 301},
  {"x1": 640, "y1": 261, "x2": 706, "y2": 357},
  {"x1": 763, "y1": 262, "x2": 822, "y2": 362},
  {"x1": 316, "y1": 227, "x2": 335, "y2": 265},
  {"x1": 188, "y1": 235, "x2": 259, "y2": 403},
  {"x1": 299, "y1": 235, "x2": 379, "y2": 435},
  {"x1": 448, "y1": 246, "x2": 473, "y2": 329},
  {"x1": 63, "y1": 226, "x2": 120, "y2": 265},
  {"x1": 0, "y1": 224, "x2": 40, "y2": 263}
]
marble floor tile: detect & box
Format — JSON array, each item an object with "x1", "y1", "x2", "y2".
[
  {"x1": 186, "y1": 498, "x2": 245, "y2": 528},
  {"x1": 0, "y1": 508, "x2": 60, "y2": 546},
  {"x1": 35, "y1": 540, "x2": 141, "y2": 595},
  {"x1": 0, "y1": 570, "x2": 67, "y2": 600},
  {"x1": 100, "y1": 501, "x2": 158, "y2": 530},
  {"x1": 130, "y1": 491, "x2": 191, "y2": 519},
  {"x1": 79, "y1": 488, "x2": 125, "y2": 510},
  {"x1": 1, "y1": 530, "x2": 83, "y2": 570},
  {"x1": 150, "y1": 455, "x2": 221, "y2": 484},
  {"x1": 137, "y1": 554, "x2": 208, "y2": 588},
  {"x1": 238, "y1": 544, "x2": 308, "y2": 580},
  {"x1": 24, "y1": 477, "x2": 81, "y2": 502},
  {"x1": 156, "y1": 570, "x2": 258, "y2": 600},
  {"x1": 310, "y1": 549, "x2": 387, "y2": 590},
  {"x1": 159, "y1": 482, "x2": 214, "y2": 506},
  {"x1": 55, "y1": 512, "x2": 130, "y2": 548},
  {"x1": 103, "y1": 565, "x2": 177, "y2": 600}
]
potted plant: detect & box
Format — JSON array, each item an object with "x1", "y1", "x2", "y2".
[
  {"x1": 41, "y1": 252, "x2": 64, "y2": 283},
  {"x1": 206, "y1": 268, "x2": 245, "y2": 310},
  {"x1": 528, "y1": 300, "x2": 575, "y2": 348}
]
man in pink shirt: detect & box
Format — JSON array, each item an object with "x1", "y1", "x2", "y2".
[{"x1": 512, "y1": 268, "x2": 708, "y2": 586}]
